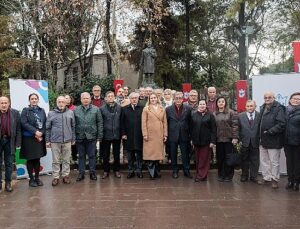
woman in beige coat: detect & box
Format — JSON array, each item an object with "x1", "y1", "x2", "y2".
[{"x1": 142, "y1": 93, "x2": 168, "y2": 179}]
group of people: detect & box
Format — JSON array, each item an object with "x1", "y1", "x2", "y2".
[{"x1": 0, "y1": 85, "x2": 300, "y2": 193}]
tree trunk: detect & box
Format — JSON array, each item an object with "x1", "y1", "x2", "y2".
[
  {"x1": 106, "y1": 0, "x2": 112, "y2": 75},
  {"x1": 185, "y1": 0, "x2": 191, "y2": 83},
  {"x1": 239, "y1": 2, "x2": 246, "y2": 80}
]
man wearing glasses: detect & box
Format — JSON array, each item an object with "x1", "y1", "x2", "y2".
[
  {"x1": 258, "y1": 92, "x2": 286, "y2": 189},
  {"x1": 166, "y1": 92, "x2": 192, "y2": 179}
]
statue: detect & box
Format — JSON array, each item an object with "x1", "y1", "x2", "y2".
[{"x1": 140, "y1": 42, "x2": 157, "y2": 86}]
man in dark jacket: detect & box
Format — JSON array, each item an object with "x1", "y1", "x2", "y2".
[
  {"x1": 121, "y1": 92, "x2": 144, "y2": 179},
  {"x1": 258, "y1": 92, "x2": 286, "y2": 189},
  {"x1": 74, "y1": 92, "x2": 103, "y2": 181},
  {"x1": 100, "y1": 91, "x2": 122, "y2": 179},
  {"x1": 238, "y1": 100, "x2": 260, "y2": 183},
  {"x1": 166, "y1": 91, "x2": 192, "y2": 179},
  {"x1": 46, "y1": 96, "x2": 75, "y2": 186},
  {"x1": 0, "y1": 96, "x2": 21, "y2": 192}
]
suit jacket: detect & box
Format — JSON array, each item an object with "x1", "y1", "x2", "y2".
[
  {"x1": 238, "y1": 111, "x2": 260, "y2": 148},
  {"x1": 166, "y1": 103, "x2": 191, "y2": 143},
  {"x1": 0, "y1": 108, "x2": 21, "y2": 154}
]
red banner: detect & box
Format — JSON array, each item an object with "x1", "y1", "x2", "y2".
[
  {"x1": 292, "y1": 41, "x2": 300, "y2": 73},
  {"x1": 113, "y1": 80, "x2": 124, "y2": 95},
  {"x1": 236, "y1": 80, "x2": 247, "y2": 113},
  {"x1": 182, "y1": 83, "x2": 192, "y2": 102}
]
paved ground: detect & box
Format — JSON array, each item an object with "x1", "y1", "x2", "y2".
[{"x1": 0, "y1": 170, "x2": 299, "y2": 228}]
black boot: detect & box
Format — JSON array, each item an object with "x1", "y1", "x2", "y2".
[
  {"x1": 286, "y1": 181, "x2": 294, "y2": 190},
  {"x1": 293, "y1": 182, "x2": 299, "y2": 191}
]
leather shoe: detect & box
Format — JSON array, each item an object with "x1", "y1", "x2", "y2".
[
  {"x1": 29, "y1": 179, "x2": 38, "y2": 187},
  {"x1": 63, "y1": 176, "x2": 71, "y2": 184},
  {"x1": 184, "y1": 172, "x2": 193, "y2": 179},
  {"x1": 240, "y1": 177, "x2": 248, "y2": 182},
  {"x1": 5, "y1": 182, "x2": 13, "y2": 192},
  {"x1": 52, "y1": 178, "x2": 59, "y2": 186},
  {"x1": 271, "y1": 179, "x2": 278, "y2": 189},
  {"x1": 137, "y1": 172, "x2": 143, "y2": 178},
  {"x1": 90, "y1": 173, "x2": 97, "y2": 180},
  {"x1": 172, "y1": 172, "x2": 179, "y2": 179},
  {"x1": 286, "y1": 181, "x2": 294, "y2": 190},
  {"x1": 76, "y1": 173, "x2": 85, "y2": 182},
  {"x1": 35, "y1": 178, "x2": 43, "y2": 186},
  {"x1": 102, "y1": 172, "x2": 109, "y2": 179},
  {"x1": 115, "y1": 171, "x2": 121, "y2": 178},
  {"x1": 293, "y1": 182, "x2": 299, "y2": 191},
  {"x1": 127, "y1": 172, "x2": 135, "y2": 179}
]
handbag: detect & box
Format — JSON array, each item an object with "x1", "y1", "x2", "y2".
[{"x1": 226, "y1": 144, "x2": 241, "y2": 167}]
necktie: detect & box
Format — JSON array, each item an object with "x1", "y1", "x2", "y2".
[{"x1": 249, "y1": 113, "x2": 254, "y2": 127}]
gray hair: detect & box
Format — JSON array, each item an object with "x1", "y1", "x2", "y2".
[
  {"x1": 129, "y1": 92, "x2": 140, "y2": 98},
  {"x1": 81, "y1": 92, "x2": 91, "y2": 99}
]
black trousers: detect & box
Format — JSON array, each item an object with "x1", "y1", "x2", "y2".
[
  {"x1": 216, "y1": 142, "x2": 234, "y2": 179},
  {"x1": 102, "y1": 139, "x2": 121, "y2": 172},
  {"x1": 26, "y1": 159, "x2": 40, "y2": 180},
  {"x1": 240, "y1": 143, "x2": 259, "y2": 179},
  {"x1": 284, "y1": 145, "x2": 300, "y2": 183},
  {"x1": 127, "y1": 150, "x2": 142, "y2": 173}
]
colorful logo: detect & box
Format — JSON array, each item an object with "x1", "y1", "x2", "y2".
[{"x1": 25, "y1": 80, "x2": 49, "y2": 103}]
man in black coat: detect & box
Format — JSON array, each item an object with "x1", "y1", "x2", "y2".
[
  {"x1": 0, "y1": 96, "x2": 21, "y2": 192},
  {"x1": 166, "y1": 91, "x2": 192, "y2": 179},
  {"x1": 121, "y1": 92, "x2": 144, "y2": 178},
  {"x1": 238, "y1": 100, "x2": 260, "y2": 183},
  {"x1": 100, "y1": 91, "x2": 122, "y2": 179},
  {"x1": 258, "y1": 92, "x2": 286, "y2": 189}
]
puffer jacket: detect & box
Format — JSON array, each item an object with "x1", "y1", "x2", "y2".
[{"x1": 46, "y1": 107, "x2": 75, "y2": 143}]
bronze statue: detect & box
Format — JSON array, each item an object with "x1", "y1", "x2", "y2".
[{"x1": 140, "y1": 42, "x2": 157, "y2": 85}]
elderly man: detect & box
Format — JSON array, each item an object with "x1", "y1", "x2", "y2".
[
  {"x1": 238, "y1": 100, "x2": 260, "y2": 183},
  {"x1": 258, "y1": 92, "x2": 286, "y2": 189},
  {"x1": 91, "y1": 85, "x2": 103, "y2": 108},
  {"x1": 166, "y1": 91, "x2": 192, "y2": 179},
  {"x1": 0, "y1": 96, "x2": 21, "y2": 192},
  {"x1": 46, "y1": 96, "x2": 75, "y2": 186},
  {"x1": 184, "y1": 90, "x2": 199, "y2": 110},
  {"x1": 121, "y1": 92, "x2": 144, "y2": 178},
  {"x1": 100, "y1": 91, "x2": 122, "y2": 179},
  {"x1": 138, "y1": 87, "x2": 147, "y2": 106},
  {"x1": 74, "y1": 92, "x2": 103, "y2": 181},
  {"x1": 207, "y1": 87, "x2": 217, "y2": 113}
]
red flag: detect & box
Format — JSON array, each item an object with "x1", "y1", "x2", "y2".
[
  {"x1": 292, "y1": 41, "x2": 300, "y2": 73},
  {"x1": 182, "y1": 83, "x2": 192, "y2": 102},
  {"x1": 236, "y1": 80, "x2": 247, "y2": 113},
  {"x1": 113, "y1": 80, "x2": 124, "y2": 95}
]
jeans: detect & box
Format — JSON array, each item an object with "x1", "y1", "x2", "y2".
[
  {"x1": 127, "y1": 150, "x2": 142, "y2": 173},
  {"x1": 76, "y1": 139, "x2": 97, "y2": 174},
  {"x1": 0, "y1": 137, "x2": 12, "y2": 182},
  {"x1": 169, "y1": 140, "x2": 190, "y2": 173}
]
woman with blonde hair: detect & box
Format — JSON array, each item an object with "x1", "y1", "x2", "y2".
[{"x1": 142, "y1": 93, "x2": 168, "y2": 179}]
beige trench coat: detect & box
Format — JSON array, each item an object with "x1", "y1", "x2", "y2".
[{"x1": 142, "y1": 105, "x2": 168, "y2": 160}]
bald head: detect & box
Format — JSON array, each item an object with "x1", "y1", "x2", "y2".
[
  {"x1": 263, "y1": 91, "x2": 275, "y2": 105},
  {"x1": 0, "y1": 96, "x2": 10, "y2": 113}
]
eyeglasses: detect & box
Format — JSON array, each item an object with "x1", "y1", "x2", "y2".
[
  {"x1": 175, "y1": 97, "x2": 183, "y2": 100},
  {"x1": 264, "y1": 96, "x2": 273, "y2": 99}
]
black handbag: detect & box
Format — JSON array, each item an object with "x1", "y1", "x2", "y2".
[{"x1": 226, "y1": 144, "x2": 241, "y2": 167}]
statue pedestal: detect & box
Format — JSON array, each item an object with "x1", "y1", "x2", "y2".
[{"x1": 142, "y1": 74, "x2": 157, "y2": 88}]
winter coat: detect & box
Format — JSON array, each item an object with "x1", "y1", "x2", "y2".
[
  {"x1": 74, "y1": 104, "x2": 103, "y2": 141},
  {"x1": 285, "y1": 106, "x2": 300, "y2": 146},
  {"x1": 121, "y1": 103, "x2": 144, "y2": 151},
  {"x1": 190, "y1": 110, "x2": 217, "y2": 146},
  {"x1": 142, "y1": 105, "x2": 167, "y2": 160},
  {"x1": 46, "y1": 107, "x2": 75, "y2": 143},
  {"x1": 259, "y1": 101, "x2": 286, "y2": 149}
]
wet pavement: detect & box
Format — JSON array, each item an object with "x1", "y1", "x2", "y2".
[{"x1": 0, "y1": 170, "x2": 299, "y2": 228}]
